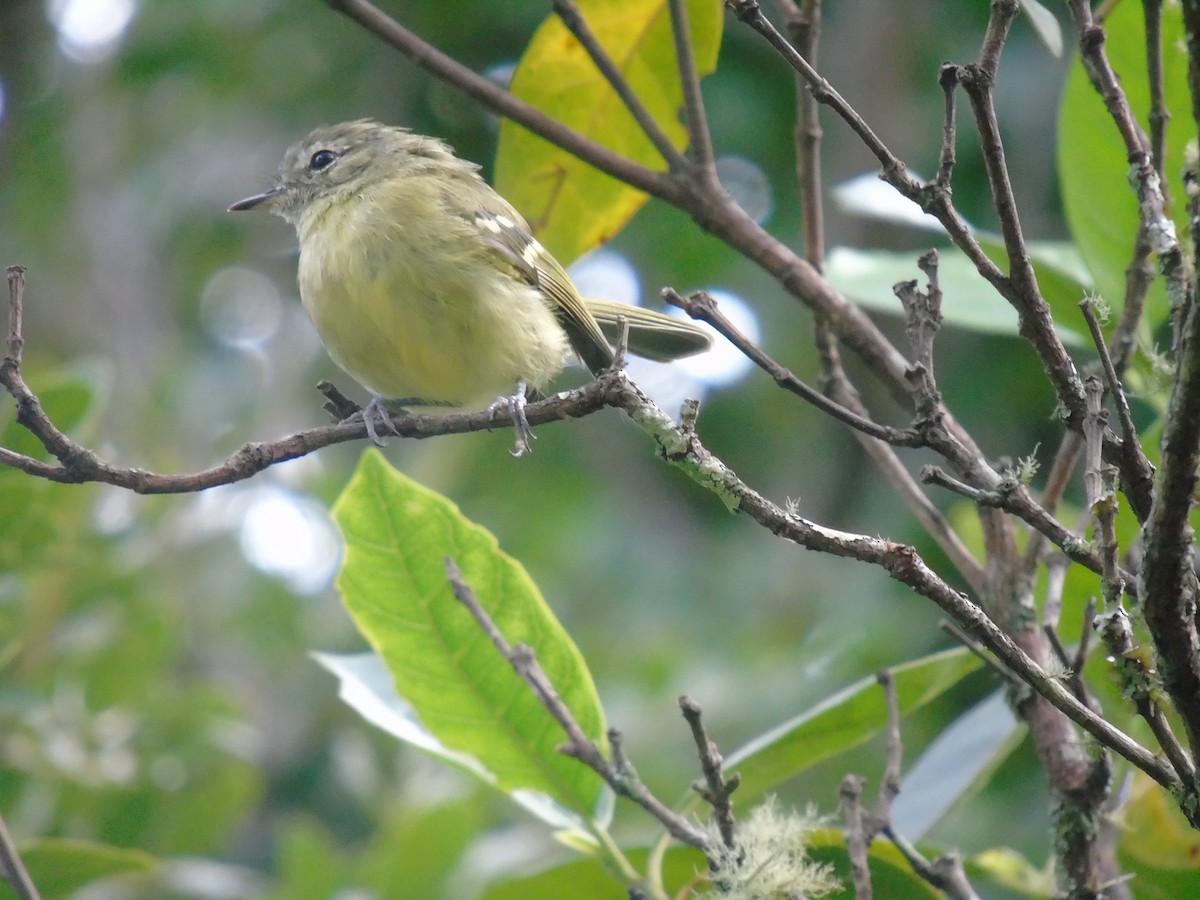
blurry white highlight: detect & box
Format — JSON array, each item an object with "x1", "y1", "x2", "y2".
[
  {"x1": 47, "y1": 0, "x2": 137, "y2": 64},
  {"x1": 200, "y1": 266, "x2": 284, "y2": 349},
  {"x1": 716, "y1": 155, "x2": 773, "y2": 224},
  {"x1": 833, "y1": 172, "x2": 947, "y2": 233},
  {"x1": 569, "y1": 248, "x2": 641, "y2": 307},
  {"x1": 238, "y1": 487, "x2": 339, "y2": 595}
]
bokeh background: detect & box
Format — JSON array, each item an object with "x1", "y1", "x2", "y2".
[{"x1": 0, "y1": 1, "x2": 1076, "y2": 895}]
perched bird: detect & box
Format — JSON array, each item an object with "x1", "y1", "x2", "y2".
[{"x1": 230, "y1": 119, "x2": 711, "y2": 453}]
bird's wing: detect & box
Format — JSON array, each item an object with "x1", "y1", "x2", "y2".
[{"x1": 472, "y1": 207, "x2": 615, "y2": 375}]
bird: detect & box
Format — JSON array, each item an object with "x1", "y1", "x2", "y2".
[{"x1": 230, "y1": 119, "x2": 711, "y2": 454}]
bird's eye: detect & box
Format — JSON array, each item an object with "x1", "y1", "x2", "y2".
[{"x1": 308, "y1": 149, "x2": 338, "y2": 171}]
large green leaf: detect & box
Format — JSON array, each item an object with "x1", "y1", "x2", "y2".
[
  {"x1": 17, "y1": 838, "x2": 156, "y2": 898},
  {"x1": 331, "y1": 451, "x2": 607, "y2": 820},
  {"x1": 496, "y1": 0, "x2": 723, "y2": 263},
  {"x1": 1058, "y1": 0, "x2": 1189, "y2": 331},
  {"x1": 721, "y1": 648, "x2": 981, "y2": 802}
]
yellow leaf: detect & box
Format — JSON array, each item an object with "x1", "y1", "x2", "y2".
[
  {"x1": 496, "y1": 0, "x2": 723, "y2": 263},
  {"x1": 1121, "y1": 771, "x2": 1200, "y2": 869}
]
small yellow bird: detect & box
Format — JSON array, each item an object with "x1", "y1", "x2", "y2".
[{"x1": 230, "y1": 119, "x2": 711, "y2": 453}]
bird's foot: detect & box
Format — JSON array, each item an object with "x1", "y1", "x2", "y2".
[
  {"x1": 487, "y1": 380, "x2": 534, "y2": 458},
  {"x1": 359, "y1": 396, "x2": 400, "y2": 447}
]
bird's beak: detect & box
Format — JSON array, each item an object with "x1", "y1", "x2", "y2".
[{"x1": 228, "y1": 184, "x2": 287, "y2": 212}]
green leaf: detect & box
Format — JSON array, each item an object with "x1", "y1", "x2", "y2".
[
  {"x1": 1120, "y1": 770, "x2": 1200, "y2": 870},
  {"x1": 807, "y1": 829, "x2": 943, "y2": 899},
  {"x1": 316, "y1": 651, "x2": 600, "y2": 834},
  {"x1": 721, "y1": 648, "x2": 981, "y2": 802},
  {"x1": 17, "y1": 838, "x2": 156, "y2": 898},
  {"x1": 481, "y1": 845, "x2": 706, "y2": 899},
  {"x1": 966, "y1": 847, "x2": 1055, "y2": 897},
  {"x1": 1058, "y1": 0, "x2": 1188, "y2": 331},
  {"x1": 331, "y1": 450, "x2": 608, "y2": 821},
  {"x1": 496, "y1": 0, "x2": 723, "y2": 263}
]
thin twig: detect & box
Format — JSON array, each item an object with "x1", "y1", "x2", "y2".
[
  {"x1": 664, "y1": 289, "x2": 921, "y2": 446},
  {"x1": 938, "y1": 620, "x2": 1023, "y2": 688},
  {"x1": 444, "y1": 558, "x2": 715, "y2": 853},
  {"x1": 921, "y1": 465, "x2": 1134, "y2": 594},
  {"x1": 668, "y1": 0, "x2": 716, "y2": 175},
  {"x1": 936, "y1": 64, "x2": 959, "y2": 188},
  {"x1": 323, "y1": 0, "x2": 667, "y2": 194},
  {"x1": 679, "y1": 696, "x2": 739, "y2": 849},
  {"x1": 1142, "y1": 0, "x2": 1170, "y2": 189},
  {"x1": 0, "y1": 812, "x2": 39, "y2": 900},
  {"x1": 551, "y1": 1, "x2": 687, "y2": 170},
  {"x1": 839, "y1": 774, "x2": 871, "y2": 900},
  {"x1": 1079, "y1": 298, "x2": 1142, "y2": 461},
  {"x1": 875, "y1": 671, "x2": 902, "y2": 816},
  {"x1": 783, "y1": 0, "x2": 825, "y2": 268},
  {"x1": 596, "y1": 375, "x2": 1176, "y2": 791}
]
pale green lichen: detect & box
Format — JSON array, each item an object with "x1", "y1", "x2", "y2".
[{"x1": 698, "y1": 799, "x2": 841, "y2": 900}]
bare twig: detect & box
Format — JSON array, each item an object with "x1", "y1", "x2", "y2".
[
  {"x1": 664, "y1": 289, "x2": 920, "y2": 446},
  {"x1": 730, "y1": 0, "x2": 1086, "y2": 425},
  {"x1": 841, "y1": 674, "x2": 981, "y2": 900},
  {"x1": 324, "y1": 0, "x2": 666, "y2": 194},
  {"x1": 781, "y1": 0, "x2": 825, "y2": 268},
  {"x1": 1143, "y1": 0, "x2": 1170, "y2": 187},
  {"x1": 839, "y1": 774, "x2": 871, "y2": 900},
  {"x1": 0, "y1": 812, "x2": 39, "y2": 900},
  {"x1": 935, "y1": 63, "x2": 959, "y2": 188},
  {"x1": 667, "y1": 0, "x2": 716, "y2": 176},
  {"x1": 921, "y1": 465, "x2": 1134, "y2": 593},
  {"x1": 602, "y1": 374, "x2": 1174, "y2": 791},
  {"x1": 444, "y1": 558, "x2": 714, "y2": 853},
  {"x1": 551, "y1": 1, "x2": 686, "y2": 170},
  {"x1": 679, "y1": 696, "x2": 739, "y2": 849},
  {"x1": 939, "y1": 620, "x2": 1023, "y2": 688},
  {"x1": 1080, "y1": 298, "x2": 1142, "y2": 460}
]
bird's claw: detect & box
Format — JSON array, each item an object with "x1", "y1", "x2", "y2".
[
  {"x1": 360, "y1": 396, "x2": 400, "y2": 447},
  {"x1": 487, "y1": 380, "x2": 534, "y2": 458}
]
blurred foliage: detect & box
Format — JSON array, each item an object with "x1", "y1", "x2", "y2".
[{"x1": 1, "y1": 0, "x2": 1195, "y2": 897}]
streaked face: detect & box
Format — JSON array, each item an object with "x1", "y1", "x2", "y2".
[
  {"x1": 229, "y1": 122, "x2": 381, "y2": 223},
  {"x1": 229, "y1": 121, "x2": 464, "y2": 224}
]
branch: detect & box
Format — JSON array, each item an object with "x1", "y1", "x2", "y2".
[
  {"x1": 668, "y1": 0, "x2": 717, "y2": 175},
  {"x1": 445, "y1": 557, "x2": 715, "y2": 854},
  {"x1": 838, "y1": 774, "x2": 871, "y2": 900},
  {"x1": 602, "y1": 376, "x2": 1176, "y2": 792},
  {"x1": 679, "y1": 696, "x2": 739, "y2": 849},
  {"x1": 729, "y1": 0, "x2": 1085, "y2": 425},
  {"x1": 921, "y1": 464, "x2": 1134, "y2": 595},
  {"x1": 1136, "y1": 10, "x2": 1200, "y2": 760},
  {"x1": 324, "y1": 0, "x2": 668, "y2": 195},
  {"x1": 955, "y1": 1, "x2": 1085, "y2": 424},
  {"x1": 664, "y1": 289, "x2": 921, "y2": 446},
  {"x1": 0, "y1": 812, "x2": 39, "y2": 900},
  {"x1": 551, "y1": 1, "x2": 686, "y2": 171}
]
